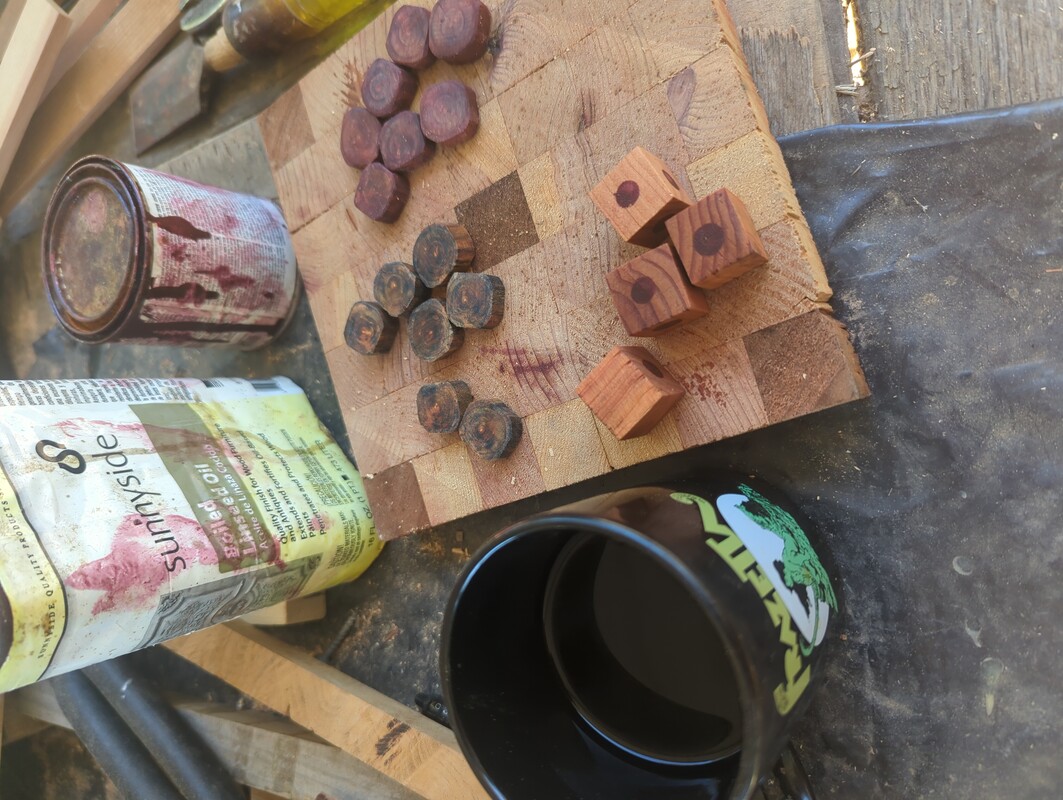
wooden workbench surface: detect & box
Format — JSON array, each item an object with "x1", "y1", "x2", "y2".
[{"x1": 0, "y1": 1, "x2": 1061, "y2": 798}]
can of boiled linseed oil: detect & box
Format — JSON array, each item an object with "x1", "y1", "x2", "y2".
[{"x1": 42, "y1": 156, "x2": 300, "y2": 350}]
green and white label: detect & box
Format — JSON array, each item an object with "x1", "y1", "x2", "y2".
[{"x1": 672, "y1": 486, "x2": 838, "y2": 715}]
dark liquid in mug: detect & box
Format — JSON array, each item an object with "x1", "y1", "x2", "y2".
[{"x1": 544, "y1": 534, "x2": 744, "y2": 765}]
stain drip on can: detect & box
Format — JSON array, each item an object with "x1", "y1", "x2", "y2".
[{"x1": 43, "y1": 156, "x2": 300, "y2": 350}]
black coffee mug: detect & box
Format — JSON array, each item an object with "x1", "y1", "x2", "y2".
[{"x1": 441, "y1": 477, "x2": 838, "y2": 799}]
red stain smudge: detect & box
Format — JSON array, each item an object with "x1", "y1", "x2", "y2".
[
  {"x1": 146, "y1": 282, "x2": 219, "y2": 306},
  {"x1": 167, "y1": 242, "x2": 189, "y2": 263},
  {"x1": 145, "y1": 213, "x2": 212, "y2": 241},
  {"x1": 479, "y1": 345, "x2": 563, "y2": 403},
  {"x1": 67, "y1": 515, "x2": 217, "y2": 614},
  {"x1": 51, "y1": 419, "x2": 157, "y2": 450},
  {"x1": 194, "y1": 265, "x2": 256, "y2": 292},
  {"x1": 220, "y1": 212, "x2": 239, "y2": 234}
]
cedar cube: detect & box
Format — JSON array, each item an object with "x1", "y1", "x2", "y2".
[
  {"x1": 606, "y1": 243, "x2": 709, "y2": 337},
  {"x1": 577, "y1": 346, "x2": 685, "y2": 440},
  {"x1": 665, "y1": 188, "x2": 769, "y2": 289},
  {"x1": 589, "y1": 146, "x2": 693, "y2": 247}
]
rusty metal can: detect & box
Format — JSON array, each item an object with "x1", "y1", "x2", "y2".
[{"x1": 42, "y1": 156, "x2": 300, "y2": 350}]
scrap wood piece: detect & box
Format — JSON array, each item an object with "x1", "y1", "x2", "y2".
[
  {"x1": 9, "y1": 681, "x2": 423, "y2": 800},
  {"x1": 409, "y1": 298, "x2": 464, "y2": 361},
  {"x1": 429, "y1": 0, "x2": 491, "y2": 65},
  {"x1": 666, "y1": 187, "x2": 768, "y2": 289},
  {"x1": 446, "y1": 272, "x2": 504, "y2": 329},
  {"x1": 43, "y1": 0, "x2": 123, "y2": 94},
  {"x1": 412, "y1": 223, "x2": 475, "y2": 287},
  {"x1": 240, "y1": 594, "x2": 327, "y2": 626},
  {"x1": 0, "y1": 0, "x2": 181, "y2": 217},
  {"x1": 0, "y1": 0, "x2": 72, "y2": 199},
  {"x1": 577, "y1": 346, "x2": 686, "y2": 440},
  {"x1": 163, "y1": 621, "x2": 488, "y2": 800},
  {"x1": 605, "y1": 243, "x2": 708, "y2": 336},
  {"x1": 418, "y1": 380, "x2": 473, "y2": 433},
  {"x1": 386, "y1": 5, "x2": 435, "y2": 71}
]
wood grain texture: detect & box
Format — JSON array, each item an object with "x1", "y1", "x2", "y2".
[
  {"x1": 0, "y1": 0, "x2": 71, "y2": 195},
  {"x1": 861, "y1": 0, "x2": 1063, "y2": 122},
  {"x1": 577, "y1": 346, "x2": 686, "y2": 440},
  {"x1": 417, "y1": 380, "x2": 473, "y2": 433},
  {"x1": 345, "y1": 301, "x2": 398, "y2": 355},
  {"x1": 606, "y1": 243, "x2": 709, "y2": 336},
  {"x1": 459, "y1": 399, "x2": 523, "y2": 460},
  {"x1": 387, "y1": 5, "x2": 435, "y2": 70},
  {"x1": 428, "y1": 0, "x2": 491, "y2": 65},
  {"x1": 258, "y1": 0, "x2": 867, "y2": 538},
  {"x1": 375, "y1": 261, "x2": 428, "y2": 317},
  {"x1": 355, "y1": 162, "x2": 411, "y2": 222},
  {"x1": 0, "y1": 0, "x2": 181, "y2": 216},
  {"x1": 412, "y1": 223, "x2": 474, "y2": 287},
  {"x1": 341, "y1": 106, "x2": 382, "y2": 168},
  {"x1": 241, "y1": 594, "x2": 327, "y2": 626},
  {"x1": 419, "y1": 80, "x2": 480, "y2": 145},
  {"x1": 666, "y1": 187, "x2": 769, "y2": 289},
  {"x1": 362, "y1": 58, "x2": 418, "y2": 118},
  {"x1": 164, "y1": 622, "x2": 489, "y2": 800},
  {"x1": 725, "y1": 0, "x2": 854, "y2": 135},
  {"x1": 589, "y1": 146, "x2": 693, "y2": 247},
  {"x1": 446, "y1": 272, "x2": 504, "y2": 328},
  {"x1": 10, "y1": 680, "x2": 424, "y2": 800},
  {"x1": 380, "y1": 110, "x2": 436, "y2": 171},
  {"x1": 745, "y1": 310, "x2": 870, "y2": 424}
]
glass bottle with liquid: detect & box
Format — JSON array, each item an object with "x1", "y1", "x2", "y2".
[{"x1": 205, "y1": 0, "x2": 389, "y2": 70}]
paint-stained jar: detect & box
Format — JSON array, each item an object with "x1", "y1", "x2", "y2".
[{"x1": 43, "y1": 156, "x2": 299, "y2": 350}]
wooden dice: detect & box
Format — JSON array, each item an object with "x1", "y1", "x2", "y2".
[
  {"x1": 412, "y1": 223, "x2": 475, "y2": 287},
  {"x1": 606, "y1": 243, "x2": 708, "y2": 336},
  {"x1": 460, "y1": 399, "x2": 522, "y2": 460},
  {"x1": 666, "y1": 188, "x2": 768, "y2": 289},
  {"x1": 374, "y1": 261, "x2": 428, "y2": 316},
  {"x1": 361, "y1": 58, "x2": 417, "y2": 118},
  {"x1": 380, "y1": 110, "x2": 436, "y2": 172},
  {"x1": 429, "y1": 0, "x2": 491, "y2": 64},
  {"x1": 409, "y1": 298, "x2": 464, "y2": 361},
  {"x1": 419, "y1": 80, "x2": 480, "y2": 146},
  {"x1": 577, "y1": 347, "x2": 685, "y2": 440},
  {"x1": 386, "y1": 5, "x2": 435, "y2": 70},
  {"x1": 355, "y1": 163, "x2": 410, "y2": 223},
  {"x1": 417, "y1": 380, "x2": 473, "y2": 433},
  {"x1": 590, "y1": 147, "x2": 693, "y2": 247},
  {"x1": 344, "y1": 301, "x2": 398, "y2": 355},
  {"x1": 340, "y1": 107, "x2": 380, "y2": 168}
]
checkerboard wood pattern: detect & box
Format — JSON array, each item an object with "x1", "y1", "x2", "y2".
[{"x1": 257, "y1": 0, "x2": 869, "y2": 539}]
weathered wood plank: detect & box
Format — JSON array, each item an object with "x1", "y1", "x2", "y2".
[{"x1": 860, "y1": 0, "x2": 1063, "y2": 120}]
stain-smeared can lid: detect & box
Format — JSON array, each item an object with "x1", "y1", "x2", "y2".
[{"x1": 43, "y1": 157, "x2": 145, "y2": 341}]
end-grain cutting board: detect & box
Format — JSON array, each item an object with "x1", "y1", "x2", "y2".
[{"x1": 257, "y1": 0, "x2": 869, "y2": 540}]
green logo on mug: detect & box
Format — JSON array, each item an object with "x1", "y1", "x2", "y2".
[{"x1": 672, "y1": 487, "x2": 837, "y2": 715}]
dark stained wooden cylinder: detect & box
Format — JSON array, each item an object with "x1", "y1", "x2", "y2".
[
  {"x1": 344, "y1": 300, "x2": 398, "y2": 355},
  {"x1": 459, "y1": 399, "x2": 523, "y2": 460},
  {"x1": 380, "y1": 110, "x2": 436, "y2": 172},
  {"x1": 354, "y1": 163, "x2": 410, "y2": 223},
  {"x1": 373, "y1": 261, "x2": 428, "y2": 317},
  {"x1": 386, "y1": 5, "x2": 436, "y2": 70},
  {"x1": 412, "y1": 223, "x2": 475, "y2": 287},
  {"x1": 417, "y1": 380, "x2": 473, "y2": 433},
  {"x1": 361, "y1": 58, "x2": 417, "y2": 118},
  {"x1": 419, "y1": 80, "x2": 480, "y2": 146},
  {"x1": 446, "y1": 272, "x2": 504, "y2": 328},
  {"x1": 408, "y1": 298, "x2": 464, "y2": 361},
  {"x1": 428, "y1": 0, "x2": 491, "y2": 64},
  {"x1": 340, "y1": 107, "x2": 381, "y2": 169}
]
